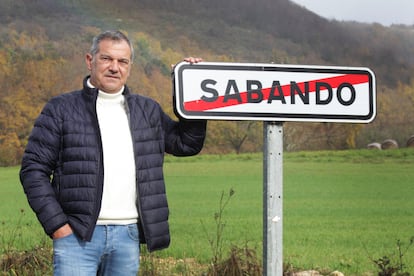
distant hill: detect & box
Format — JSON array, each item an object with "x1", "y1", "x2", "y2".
[
  {"x1": 133, "y1": 0, "x2": 414, "y2": 86},
  {"x1": 0, "y1": 0, "x2": 413, "y2": 165},
  {"x1": 2, "y1": 0, "x2": 414, "y2": 86}
]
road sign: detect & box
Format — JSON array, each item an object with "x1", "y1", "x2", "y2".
[{"x1": 173, "y1": 62, "x2": 376, "y2": 123}]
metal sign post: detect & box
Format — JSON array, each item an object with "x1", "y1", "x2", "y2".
[
  {"x1": 173, "y1": 61, "x2": 376, "y2": 276},
  {"x1": 263, "y1": 122, "x2": 284, "y2": 276}
]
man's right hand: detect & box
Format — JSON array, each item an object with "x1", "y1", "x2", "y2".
[{"x1": 52, "y1": 223, "x2": 73, "y2": 239}]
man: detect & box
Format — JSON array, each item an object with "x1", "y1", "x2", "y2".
[{"x1": 19, "y1": 30, "x2": 206, "y2": 275}]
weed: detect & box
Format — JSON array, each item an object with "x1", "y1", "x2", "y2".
[
  {"x1": 200, "y1": 189, "x2": 263, "y2": 276},
  {"x1": 201, "y1": 188, "x2": 235, "y2": 272},
  {"x1": 370, "y1": 237, "x2": 413, "y2": 276},
  {"x1": 1, "y1": 209, "x2": 25, "y2": 254},
  {"x1": 210, "y1": 244, "x2": 262, "y2": 276}
]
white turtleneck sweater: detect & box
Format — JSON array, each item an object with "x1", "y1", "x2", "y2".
[{"x1": 89, "y1": 81, "x2": 138, "y2": 225}]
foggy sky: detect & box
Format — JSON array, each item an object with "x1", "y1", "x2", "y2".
[{"x1": 290, "y1": 0, "x2": 414, "y2": 26}]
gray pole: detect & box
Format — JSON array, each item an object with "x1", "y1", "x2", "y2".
[{"x1": 263, "y1": 121, "x2": 283, "y2": 276}]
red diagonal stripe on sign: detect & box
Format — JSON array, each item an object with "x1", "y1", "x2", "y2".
[{"x1": 183, "y1": 74, "x2": 369, "y2": 111}]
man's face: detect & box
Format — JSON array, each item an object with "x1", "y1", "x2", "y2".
[{"x1": 86, "y1": 39, "x2": 132, "y2": 93}]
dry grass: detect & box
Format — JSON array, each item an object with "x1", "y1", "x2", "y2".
[{"x1": 0, "y1": 246, "x2": 52, "y2": 276}]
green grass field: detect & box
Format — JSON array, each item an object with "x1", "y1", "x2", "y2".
[{"x1": 1, "y1": 149, "x2": 414, "y2": 275}]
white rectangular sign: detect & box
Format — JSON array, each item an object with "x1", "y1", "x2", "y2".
[{"x1": 173, "y1": 62, "x2": 376, "y2": 123}]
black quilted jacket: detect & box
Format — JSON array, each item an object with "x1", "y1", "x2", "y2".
[{"x1": 19, "y1": 77, "x2": 206, "y2": 252}]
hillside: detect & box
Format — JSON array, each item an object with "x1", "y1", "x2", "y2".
[
  {"x1": 0, "y1": 0, "x2": 414, "y2": 165},
  {"x1": 3, "y1": 0, "x2": 414, "y2": 85}
]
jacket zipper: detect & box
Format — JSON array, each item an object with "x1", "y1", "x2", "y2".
[
  {"x1": 85, "y1": 88, "x2": 105, "y2": 241},
  {"x1": 124, "y1": 95, "x2": 146, "y2": 243}
]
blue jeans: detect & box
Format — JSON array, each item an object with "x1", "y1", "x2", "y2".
[{"x1": 53, "y1": 224, "x2": 140, "y2": 276}]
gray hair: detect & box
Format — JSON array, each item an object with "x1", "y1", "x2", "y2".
[{"x1": 90, "y1": 30, "x2": 134, "y2": 62}]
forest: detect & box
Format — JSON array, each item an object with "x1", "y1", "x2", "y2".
[{"x1": 0, "y1": 0, "x2": 414, "y2": 166}]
